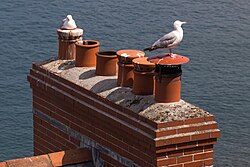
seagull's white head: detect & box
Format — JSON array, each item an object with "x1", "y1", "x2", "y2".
[
  {"x1": 66, "y1": 15, "x2": 73, "y2": 21},
  {"x1": 173, "y1": 20, "x2": 187, "y2": 29}
]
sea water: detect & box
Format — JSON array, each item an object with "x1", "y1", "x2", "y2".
[{"x1": 0, "y1": 0, "x2": 250, "y2": 166}]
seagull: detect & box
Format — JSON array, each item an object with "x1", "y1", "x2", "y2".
[
  {"x1": 144, "y1": 20, "x2": 187, "y2": 58},
  {"x1": 60, "y1": 15, "x2": 77, "y2": 30}
]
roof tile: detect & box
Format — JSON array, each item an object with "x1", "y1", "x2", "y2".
[
  {"x1": 6, "y1": 154, "x2": 53, "y2": 167},
  {"x1": 0, "y1": 162, "x2": 7, "y2": 167},
  {"x1": 48, "y1": 148, "x2": 92, "y2": 167}
]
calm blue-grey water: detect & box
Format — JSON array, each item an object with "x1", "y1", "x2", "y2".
[{"x1": 0, "y1": 0, "x2": 250, "y2": 166}]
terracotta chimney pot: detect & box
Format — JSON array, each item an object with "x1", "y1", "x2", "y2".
[
  {"x1": 149, "y1": 54, "x2": 189, "y2": 103},
  {"x1": 116, "y1": 50, "x2": 145, "y2": 87},
  {"x1": 75, "y1": 40, "x2": 100, "y2": 67},
  {"x1": 132, "y1": 57, "x2": 155, "y2": 95},
  {"x1": 95, "y1": 50, "x2": 118, "y2": 76},
  {"x1": 57, "y1": 28, "x2": 83, "y2": 60}
]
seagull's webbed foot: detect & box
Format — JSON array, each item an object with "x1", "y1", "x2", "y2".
[{"x1": 170, "y1": 53, "x2": 176, "y2": 58}]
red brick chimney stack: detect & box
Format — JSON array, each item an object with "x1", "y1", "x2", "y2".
[
  {"x1": 26, "y1": 24, "x2": 220, "y2": 167},
  {"x1": 28, "y1": 59, "x2": 220, "y2": 167}
]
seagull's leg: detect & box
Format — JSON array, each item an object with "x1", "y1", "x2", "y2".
[
  {"x1": 169, "y1": 49, "x2": 176, "y2": 58},
  {"x1": 169, "y1": 48, "x2": 173, "y2": 57}
]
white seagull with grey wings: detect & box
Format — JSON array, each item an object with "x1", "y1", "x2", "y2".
[
  {"x1": 144, "y1": 20, "x2": 187, "y2": 57},
  {"x1": 60, "y1": 15, "x2": 77, "y2": 30}
]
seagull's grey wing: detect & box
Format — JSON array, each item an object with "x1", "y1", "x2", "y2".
[
  {"x1": 144, "y1": 31, "x2": 178, "y2": 51},
  {"x1": 60, "y1": 18, "x2": 67, "y2": 28},
  {"x1": 159, "y1": 31, "x2": 176, "y2": 42},
  {"x1": 153, "y1": 31, "x2": 177, "y2": 48}
]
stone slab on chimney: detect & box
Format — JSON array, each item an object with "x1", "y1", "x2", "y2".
[{"x1": 27, "y1": 59, "x2": 220, "y2": 167}]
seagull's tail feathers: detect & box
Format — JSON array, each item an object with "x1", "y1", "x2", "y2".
[{"x1": 143, "y1": 46, "x2": 155, "y2": 52}]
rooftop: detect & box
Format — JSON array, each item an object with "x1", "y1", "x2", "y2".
[
  {"x1": 41, "y1": 59, "x2": 211, "y2": 123},
  {"x1": 0, "y1": 148, "x2": 93, "y2": 167}
]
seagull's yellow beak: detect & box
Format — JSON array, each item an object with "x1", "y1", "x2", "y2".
[{"x1": 182, "y1": 22, "x2": 187, "y2": 24}]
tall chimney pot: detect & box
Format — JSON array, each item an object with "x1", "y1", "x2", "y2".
[
  {"x1": 57, "y1": 28, "x2": 83, "y2": 60},
  {"x1": 150, "y1": 54, "x2": 189, "y2": 103}
]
